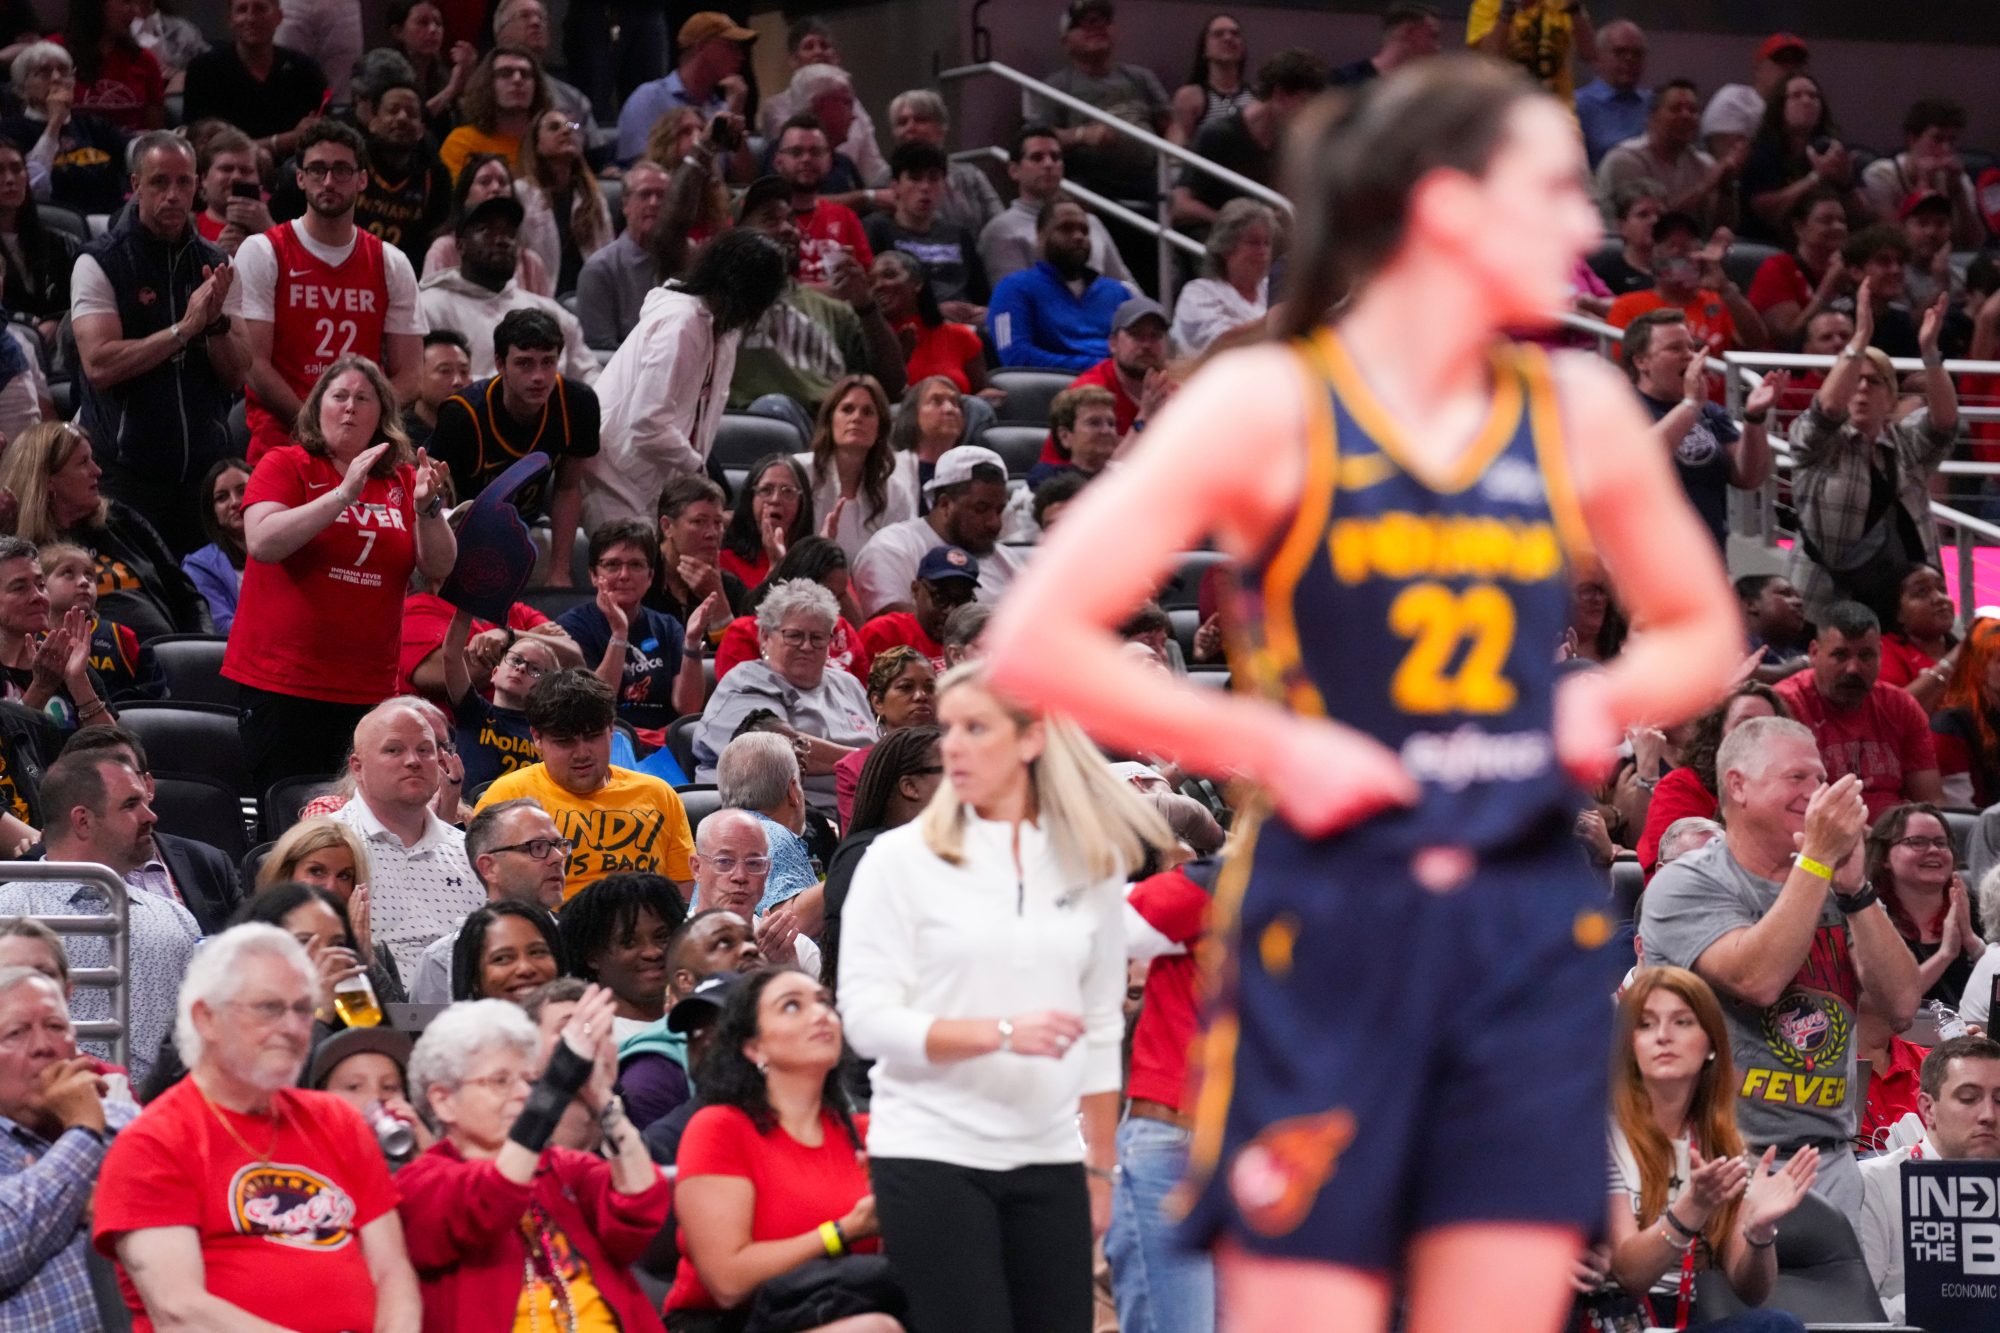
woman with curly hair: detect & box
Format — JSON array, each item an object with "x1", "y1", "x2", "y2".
[
  {"x1": 1636, "y1": 682, "x2": 1788, "y2": 875},
  {"x1": 719, "y1": 453, "x2": 816, "y2": 589},
  {"x1": 667, "y1": 965, "x2": 895, "y2": 1332},
  {"x1": 793, "y1": 374, "x2": 915, "y2": 564},
  {"x1": 832, "y1": 645, "x2": 937, "y2": 828},
  {"x1": 1864, "y1": 801, "x2": 1983, "y2": 1007},
  {"x1": 223, "y1": 354, "x2": 456, "y2": 789},
  {"x1": 1587, "y1": 967, "x2": 1815, "y2": 1329},
  {"x1": 449, "y1": 898, "x2": 565, "y2": 1003}
]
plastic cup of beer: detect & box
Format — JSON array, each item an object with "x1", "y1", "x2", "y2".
[{"x1": 332, "y1": 971, "x2": 383, "y2": 1028}]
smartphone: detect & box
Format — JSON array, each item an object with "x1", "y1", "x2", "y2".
[{"x1": 230, "y1": 181, "x2": 261, "y2": 200}]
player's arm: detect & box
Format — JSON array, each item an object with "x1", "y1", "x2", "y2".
[
  {"x1": 116, "y1": 1227, "x2": 294, "y2": 1332},
  {"x1": 240, "y1": 317, "x2": 304, "y2": 424},
  {"x1": 985, "y1": 345, "x2": 1417, "y2": 837},
  {"x1": 1552, "y1": 352, "x2": 1743, "y2": 772}
]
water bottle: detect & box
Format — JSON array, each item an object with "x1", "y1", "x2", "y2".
[
  {"x1": 1932, "y1": 999, "x2": 1969, "y2": 1041},
  {"x1": 367, "y1": 1100, "x2": 416, "y2": 1160}
]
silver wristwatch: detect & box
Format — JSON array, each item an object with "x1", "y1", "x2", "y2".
[{"x1": 996, "y1": 1018, "x2": 1014, "y2": 1052}]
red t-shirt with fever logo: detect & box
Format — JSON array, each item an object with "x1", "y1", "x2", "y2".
[
  {"x1": 246, "y1": 221, "x2": 390, "y2": 463},
  {"x1": 222, "y1": 446, "x2": 419, "y2": 704},
  {"x1": 93, "y1": 1080, "x2": 399, "y2": 1333}
]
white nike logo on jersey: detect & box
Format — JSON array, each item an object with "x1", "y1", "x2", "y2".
[
  {"x1": 288, "y1": 268, "x2": 315, "y2": 277},
  {"x1": 306, "y1": 480, "x2": 331, "y2": 491}
]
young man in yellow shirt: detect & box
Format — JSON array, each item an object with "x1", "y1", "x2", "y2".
[{"x1": 475, "y1": 668, "x2": 694, "y2": 901}]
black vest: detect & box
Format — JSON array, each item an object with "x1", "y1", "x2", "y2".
[{"x1": 75, "y1": 216, "x2": 235, "y2": 484}]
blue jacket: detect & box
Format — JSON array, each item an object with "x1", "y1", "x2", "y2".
[{"x1": 988, "y1": 260, "x2": 1126, "y2": 372}]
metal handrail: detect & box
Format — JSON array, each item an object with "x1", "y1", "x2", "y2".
[
  {"x1": 938, "y1": 62, "x2": 1292, "y2": 214},
  {"x1": 940, "y1": 58, "x2": 1290, "y2": 302},
  {"x1": 0, "y1": 861, "x2": 131, "y2": 1068},
  {"x1": 1547, "y1": 308, "x2": 2000, "y2": 612},
  {"x1": 952, "y1": 146, "x2": 1203, "y2": 258}
]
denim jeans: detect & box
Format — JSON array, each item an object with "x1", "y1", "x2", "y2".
[{"x1": 1106, "y1": 1115, "x2": 1215, "y2": 1333}]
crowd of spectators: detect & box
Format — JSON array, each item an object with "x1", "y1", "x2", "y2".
[{"x1": 0, "y1": 1, "x2": 1991, "y2": 1331}]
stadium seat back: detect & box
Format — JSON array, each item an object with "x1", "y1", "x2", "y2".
[
  {"x1": 1690, "y1": 1191, "x2": 1884, "y2": 1323},
  {"x1": 1159, "y1": 550, "x2": 1230, "y2": 610},
  {"x1": 712, "y1": 414, "x2": 806, "y2": 471},
  {"x1": 149, "y1": 635, "x2": 235, "y2": 707},
  {"x1": 150, "y1": 771, "x2": 251, "y2": 862},
  {"x1": 981, "y1": 426, "x2": 1045, "y2": 480},
  {"x1": 118, "y1": 703, "x2": 249, "y2": 797},
  {"x1": 261, "y1": 775, "x2": 334, "y2": 844},
  {"x1": 675, "y1": 783, "x2": 723, "y2": 836},
  {"x1": 988, "y1": 370, "x2": 1076, "y2": 427}
]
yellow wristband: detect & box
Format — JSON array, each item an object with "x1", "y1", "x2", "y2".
[
  {"x1": 1795, "y1": 855, "x2": 1835, "y2": 882},
  {"x1": 818, "y1": 1221, "x2": 844, "y2": 1257}
]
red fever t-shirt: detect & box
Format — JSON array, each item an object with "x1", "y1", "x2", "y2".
[
  {"x1": 858, "y1": 610, "x2": 944, "y2": 673},
  {"x1": 247, "y1": 222, "x2": 391, "y2": 463},
  {"x1": 667, "y1": 1105, "x2": 876, "y2": 1311},
  {"x1": 93, "y1": 1080, "x2": 399, "y2": 1333},
  {"x1": 1774, "y1": 674, "x2": 1939, "y2": 820},
  {"x1": 794, "y1": 200, "x2": 874, "y2": 287},
  {"x1": 223, "y1": 446, "x2": 419, "y2": 704}
]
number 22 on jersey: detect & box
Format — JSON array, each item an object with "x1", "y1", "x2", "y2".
[{"x1": 1388, "y1": 581, "x2": 1518, "y2": 715}]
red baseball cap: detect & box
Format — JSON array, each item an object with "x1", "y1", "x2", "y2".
[
  {"x1": 1757, "y1": 33, "x2": 1809, "y2": 63},
  {"x1": 1900, "y1": 189, "x2": 1950, "y2": 220}
]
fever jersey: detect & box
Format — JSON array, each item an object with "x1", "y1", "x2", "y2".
[
  {"x1": 222, "y1": 446, "x2": 419, "y2": 704},
  {"x1": 1233, "y1": 330, "x2": 1589, "y2": 861},
  {"x1": 245, "y1": 222, "x2": 390, "y2": 462}
]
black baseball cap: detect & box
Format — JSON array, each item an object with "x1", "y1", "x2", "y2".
[
  {"x1": 458, "y1": 193, "x2": 525, "y2": 236},
  {"x1": 667, "y1": 971, "x2": 745, "y2": 1033},
  {"x1": 736, "y1": 175, "x2": 792, "y2": 225}
]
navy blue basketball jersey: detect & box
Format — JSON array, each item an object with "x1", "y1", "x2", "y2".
[{"x1": 1231, "y1": 329, "x2": 1591, "y2": 859}]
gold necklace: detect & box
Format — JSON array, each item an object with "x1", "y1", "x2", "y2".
[{"x1": 195, "y1": 1081, "x2": 282, "y2": 1165}]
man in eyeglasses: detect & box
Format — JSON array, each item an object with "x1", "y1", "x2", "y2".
[
  {"x1": 689, "y1": 808, "x2": 816, "y2": 973},
  {"x1": 226, "y1": 119, "x2": 426, "y2": 464},
  {"x1": 407, "y1": 796, "x2": 570, "y2": 1002}
]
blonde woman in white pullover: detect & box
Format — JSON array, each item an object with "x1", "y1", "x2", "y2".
[{"x1": 838, "y1": 665, "x2": 1172, "y2": 1333}]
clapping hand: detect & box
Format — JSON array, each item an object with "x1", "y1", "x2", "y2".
[
  {"x1": 339, "y1": 443, "x2": 392, "y2": 503},
  {"x1": 819, "y1": 495, "x2": 849, "y2": 542},
  {"x1": 1851, "y1": 278, "x2": 1876, "y2": 347},
  {"x1": 557, "y1": 983, "x2": 619, "y2": 1062},
  {"x1": 1744, "y1": 370, "x2": 1789, "y2": 421},
  {"x1": 1919, "y1": 293, "x2": 1950, "y2": 361},
  {"x1": 684, "y1": 591, "x2": 720, "y2": 646},
  {"x1": 1681, "y1": 343, "x2": 1709, "y2": 404},
  {"x1": 1686, "y1": 1142, "x2": 1750, "y2": 1216},
  {"x1": 412, "y1": 448, "x2": 450, "y2": 512},
  {"x1": 1739, "y1": 1145, "x2": 1818, "y2": 1238},
  {"x1": 1796, "y1": 773, "x2": 1868, "y2": 884},
  {"x1": 596, "y1": 585, "x2": 629, "y2": 642}
]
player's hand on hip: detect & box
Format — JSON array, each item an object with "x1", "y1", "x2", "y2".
[{"x1": 1268, "y1": 719, "x2": 1417, "y2": 838}]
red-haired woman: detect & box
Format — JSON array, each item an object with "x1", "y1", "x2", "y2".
[
  {"x1": 1932, "y1": 617, "x2": 2000, "y2": 806},
  {"x1": 1588, "y1": 967, "x2": 1815, "y2": 1331}
]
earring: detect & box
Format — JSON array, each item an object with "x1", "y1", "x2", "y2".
[
  {"x1": 756, "y1": 1058, "x2": 768, "y2": 1074},
  {"x1": 1705, "y1": 1052, "x2": 1716, "y2": 1063}
]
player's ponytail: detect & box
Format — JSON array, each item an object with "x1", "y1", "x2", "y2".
[{"x1": 1276, "y1": 54, "x2": 1542, "y2": 341}]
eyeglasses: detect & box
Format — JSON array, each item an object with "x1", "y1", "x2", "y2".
[
  {"x1": 300, "y1": 162, "x2": 359, "y2": 182},
  {"x1": 754, "y1": 483, "x2": 803, "y2": 500},
  {"x1": 502, "y1": 652, "x2": 548, "y2": 679},
  {"x1": 459, "y1": 1068, "x2": 534, "y2": 1094},
  {"x1": 545, "y1": 118, "x2": 581, "y2": 133},
  {"x1": 596, "y1": 558, "x2": 652, "y2": 574},
  {"x1": 701, "y1": 854, "x2": 772, "y2": 876},
  {"x1": 225, "y1": 998, "x2": 317, "y2": 1024},
  {"x1": 774, "y1": 627, "x2": 832, "y2": 650},
  {"x1": 1894, "y1": 836, "x2": 1954, "y2": 852},
  {"x1": 491, "y1": 837, "x2": 574, "y2": 860}
]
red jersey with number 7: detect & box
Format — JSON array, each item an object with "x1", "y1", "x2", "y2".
[
  {"x1": 246, "y1": 222, "x2": 390, "y2": 464},
  {"x1": 222, "y1": 445, "x2": 419, "y2": 704}
]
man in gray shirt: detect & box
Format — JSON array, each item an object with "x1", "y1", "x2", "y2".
[
  {"x1": 979, "y1": 124, "x2": 1134, "y2": 289},
  {"x1": 1022, "y1": 0, "x2": 1169, "y2": 204},
  {"x1": 1642, "y1": 715, "x2": 1922, "y2": 1217},
  {"x1": 577, "y1": 159, "x2": 669, "y2": 351}
]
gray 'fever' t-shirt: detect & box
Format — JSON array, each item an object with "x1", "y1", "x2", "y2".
[{"x1": 1639, "y1": 838, "x2": 1860, "y2": 1145}]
